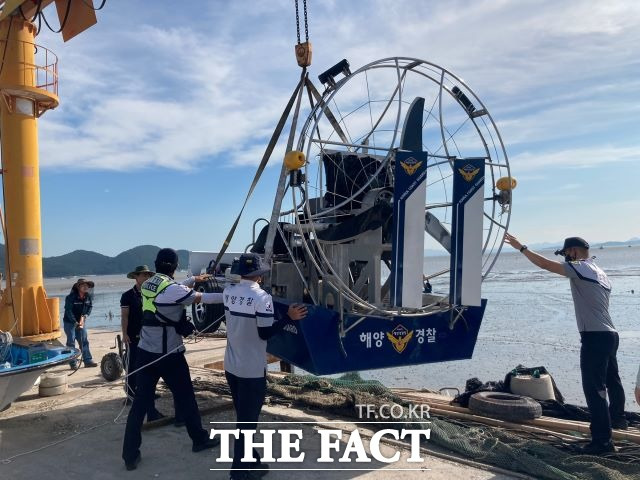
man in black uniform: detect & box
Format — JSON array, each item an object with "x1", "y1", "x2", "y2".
[{"x1": 121, "y1": 248, "x2": 221, "y2": 471}]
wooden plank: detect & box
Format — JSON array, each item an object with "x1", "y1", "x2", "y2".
[
  {"x1": 429, "y1": 406, "x2": 583, "y2": 442},
  {"x1": 394, "y1": 389, "x2": 640, "y2": 443}
]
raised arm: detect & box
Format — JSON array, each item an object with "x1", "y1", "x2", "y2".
[{"x1": 505, "y1": 233, "x2": 567, "y2": 276}]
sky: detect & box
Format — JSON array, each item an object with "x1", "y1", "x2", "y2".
[{"x1": 5, "y1": 0, "x2": 639, "y2": 256}]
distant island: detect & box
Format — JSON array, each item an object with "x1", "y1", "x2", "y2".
[
  {"x1": 423, "y1": 237, "x2": 640, "y2": 256},
  {"x1": 0, "y1": 245, "x2": 190, "y2": 278},
  {"x1": 0, "y1": 237, "x2": 637, "y2": 278},
  {"x1": 528, "y1": 237, "x2": 640, "y2": 251}
]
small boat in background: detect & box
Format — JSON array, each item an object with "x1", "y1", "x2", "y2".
[{"x1": 0, "y1": 333, "x2": 79, "y2": 411}]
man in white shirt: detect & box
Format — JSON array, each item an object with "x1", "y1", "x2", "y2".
[
  {"x1": 223, "y1": 253, "x2": 306, "y2": 479},
  {"x1": 505, "y1": 234, "x2": 626, "y2": 455}
]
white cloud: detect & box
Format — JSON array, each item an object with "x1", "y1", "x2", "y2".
[
  {"x1": 23, "y1": 0, "x2": 639, "y2": 179},
  {"x1": 510, "y1": 145, "x2": 640, "y2": 171}
]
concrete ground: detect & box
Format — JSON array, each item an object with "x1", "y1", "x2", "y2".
[{"x1": 0, "y1": 329, "x2": 524, "y2": 479}]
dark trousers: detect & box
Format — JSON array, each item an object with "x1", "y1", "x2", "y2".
[
  {"x1": 122, "y1": 349, "x2": 208, "y2": 463},
  {"x1": 225, "y1": 371, "x2": 267, "y2": 470},
  {"x1": 126, "y1": 341, "x2": 181, "y2": 422},
  {"x1": 580, "y1": 331, "x2": 626, "y2": 444},
  {"x1": 125, "y1": 340, "x2": 140, "y2": 398}
]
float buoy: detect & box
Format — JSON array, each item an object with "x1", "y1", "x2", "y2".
[
  {"x1": 284, "y1": 150, "x2": 305, "y2": 170},
  {"x1": 496, "y1": 176, "x2": 517, "y2": 191}
]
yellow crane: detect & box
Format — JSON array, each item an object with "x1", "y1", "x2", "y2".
[{"x1": 0, "y1": 0, "x2": 103, "y2": 340}]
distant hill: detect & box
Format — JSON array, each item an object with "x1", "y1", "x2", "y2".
[
  {"x1": 0, "y1": 237, "x2": 636, "y2": 278},
  {"x1": 0, "y1": 245, "x2": 190, "y2": 278},
  {"x1": 531, "y1": 238, "x2": 640, "y2": 251}
]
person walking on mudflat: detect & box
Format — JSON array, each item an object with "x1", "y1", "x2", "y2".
[{"x1": 505, "y1": 233, "x2": 627, "y2": 454}]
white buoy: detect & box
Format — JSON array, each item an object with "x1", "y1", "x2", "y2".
[{"x1": 510, "y1": 374, "x2": 555, "y2": 401}]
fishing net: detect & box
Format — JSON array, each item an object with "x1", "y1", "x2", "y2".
[
  {"x1": 188, "y1": 370, "x2": 640, "y2": 479},
  {"x1": 266, "y1": 372, "x2": 640, "y2": 480}
]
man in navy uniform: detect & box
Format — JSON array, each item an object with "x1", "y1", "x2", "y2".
[
  {"x1": 505, "y1": 234, "x2": 626, "y2": 454},
  {"x1": 122, "y1": 248, "x2": 222, "y2": 470},
  {"x1": 223, "y1": 253, "x2": 306, "y2": 479},
  {"x1": 120, "y1": 265, "x2": 160, "y2": 417}
]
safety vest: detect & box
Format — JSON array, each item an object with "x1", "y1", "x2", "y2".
[
  {"x1": 140, "y1": 273, "x2": 179, "y2": 354},
  {"x1": 141, "y1": 273, "x2": 175, "y2": 323}
]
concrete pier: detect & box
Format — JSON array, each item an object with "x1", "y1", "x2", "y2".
[{"x1": 0, "y1": 329, "x2": 522, "y2": 479}]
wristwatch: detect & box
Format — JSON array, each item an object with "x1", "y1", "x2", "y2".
[{"x1": 519, "y1": 245, "x2": 528, "y2": 253}]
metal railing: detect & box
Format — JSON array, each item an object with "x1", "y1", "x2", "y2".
[{"x1": 0, "y1": 39, "x2": 58, "y2": 96}]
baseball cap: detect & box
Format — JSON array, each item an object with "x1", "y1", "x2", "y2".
[
  {"x1": 554, "y1": 237, "x2": 589, "y2": 256},
  {"x1": 235, "y1": 253, "x2": 270, "y2": 277}
]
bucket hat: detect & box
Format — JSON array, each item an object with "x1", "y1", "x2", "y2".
[
  {"x1": 74, "y1": 278, "x2": 95, "y2": 289},
  {"x1": 127, "y1": 265, "x2": 155, "y2": 279}
]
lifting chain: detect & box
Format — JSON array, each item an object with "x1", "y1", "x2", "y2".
[
  {"x1": 294, "y1": 0, "x2": 312, "y2": 67},
  {"x1": 294, "y1": 0, "x2": 308, "y2": 44}
]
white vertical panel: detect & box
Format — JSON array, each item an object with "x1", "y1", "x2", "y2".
[
  {"x1": 460, "y1": 187, "x2": 483, "y2": 306},
  {"x1": 402, "y1": 180, "x2": 427, "y2": 308}
]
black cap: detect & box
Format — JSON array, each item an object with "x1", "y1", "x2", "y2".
[
  {"x1": 155, "y1": 248, "x2": 179, "y2": 267},
  {"x1": 235, "y1": 253, "x2": 270, "y2": 277},
  {"x1": 554, "y1": 237, "x2": 589, "y2": 256}
]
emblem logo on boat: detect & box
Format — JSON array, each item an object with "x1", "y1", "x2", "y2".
[
  {"x1": 386, "y1": 325, "x2": 414, "y2": 354},
  {"x1": 400, "y1": 157, "x2": 423, "y2": 176},
  {"x1": 458, "y1": 164, "x2": 480, "y2": 182}
]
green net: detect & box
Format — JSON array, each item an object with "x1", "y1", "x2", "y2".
[{"x1": 267, "y1": 373, "x2": 640, "y2": 480}]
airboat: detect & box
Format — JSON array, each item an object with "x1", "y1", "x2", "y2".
[{"x1": 191, "y1": 56, "x2": 514, "y2": 375}]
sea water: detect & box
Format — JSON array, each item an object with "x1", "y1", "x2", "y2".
[{"x1": 45, "y1": 245, "x2": 640, "y2": 411}]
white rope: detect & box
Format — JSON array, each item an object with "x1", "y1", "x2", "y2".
[{"x1": 1, "y1": 311, "x2": 230, "y2": 463}]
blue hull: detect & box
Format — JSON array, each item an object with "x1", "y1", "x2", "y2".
[
  {"x1": 0, "y1": 343, "x2": 80, "y2": 411},
  {"x1": 268, "y1": 299, "x2": 486, "y2": 375}
]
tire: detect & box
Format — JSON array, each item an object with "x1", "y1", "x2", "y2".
[
  {"x1": 468, "y1": 392, "x2": 542, "y2": 422},
  {"x1": 40, "y1": 372, "x2": 68, "y2": 388},
  {"x1": 39, "y1": 384, "x2": 67, "y2": 397},
  {"x1": 101, "y1": 352, "x2": 124, "y2": 382},
  {"x1": 191, "y1": 281, "x2": 225, "y2": 333}
]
